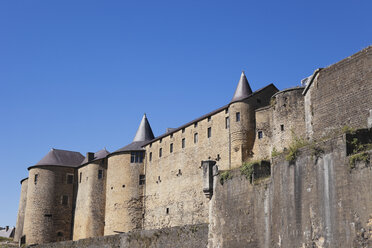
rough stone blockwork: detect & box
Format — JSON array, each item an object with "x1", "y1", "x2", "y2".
[
  {"x1": 209, "y1": 135, "x2": 372, "y2": 248},
  {"x1": 29, "y1": 224, "x2": 208, "y2": 248}
]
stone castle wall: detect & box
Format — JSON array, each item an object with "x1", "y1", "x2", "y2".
[
  {"x1": 31, "y1": 224, "x2": 208, "y2": 248},
  {"x1": 24, "y1": 166, "x2": 76, "y2": 245},
  {"x1": 14, "y1": 178, "x2": 28, "y2": 242},
  {"x1": 73, "y1": 160, "x2": 107, "y2": 240},
  {"x1": 104, "y1": 153, "x2": 144, "y2": 235},
  {"x1": 209, "y1": 135, "x2": 372, "y2": 248},
  {"x1": 307, "y1": 46, "x2": 372, "y2": 139}
]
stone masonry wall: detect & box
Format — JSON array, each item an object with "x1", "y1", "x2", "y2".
[
  {"x1": 308, "y1": 46, "x2": 372, "y2": 139},
  {"x1": 14, "y1": 178, "x2": 28, "y2": 242},
  {"x1": 209, "y1": 135, "x2": 372, "y2": 248},
  {"x1": 252, "y1": 106, "x2": 273, "y2": 160},
  {"x1": 30, "y1": 224, "x2": 208, "y2": 248},
  {"x1": 105, "y1": 153, "x2": 144, "y2": 235},
  {"x1": 24, "y1": 166, "x2": 76, "y2": 245},
  {"x1": 142, "y1": 85, "x2": 277, "y2": 231},
  {"x1": 73, "y1": 160, "x2": 107, "y2": 240}
]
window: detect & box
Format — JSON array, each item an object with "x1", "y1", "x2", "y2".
[
  {"x1": 170, "y1": 133, "x2": 173, "y2": 138},
  {"x1": 98, "y1": 170, "x2": 103, "y2": 179},
  {"x1": 257, "y1": 98, "x2": 261, "y2": 103},
  {"x1": 66, "y1": 174, "x2": 74, "y2": 184},
  {"x1": 194, "y1": 133, "x2": 198, "y2": 143},
  {"x1": 225, "y1": 117, "x2": 230, "y2": 129},
  {"x1": 79, "y1": 172, "x2": 82, "y2": 183},
  {"x1": 166, "y1": 208, "x2": 169, "y2": 214},
  {"x1": 208, "y1": 116, "x2": 211, "y2": 122},
  {"x1": 182, "y1": 128, "x2": 185, "y2": 133},
  {"x1": 207, "y1": 127, "x2": 212, "y2": 138},
  {"x1": 159, "y1": 138, "x2": 162, "y2": 143},
  {"x1": 236, "y1": 112, "x2": 240, "y2": 122},
  {"x1": 182, "y1": 138, "x2": 185, "y2": 148},
  {"x1": 139, "y1": 175, "x2": 146, "y2": 185},
  {"x1": 34, "y1": 174, "x2": 38, "y2": 185},
  {"x1": 280, "y1": 124, "x2": 284, "y2": 131},
  {"x1": 194, "y1": 122, "x2": 198, "y2": 128},
  {"x1": 149, "y1": 152, "x2": 152, "y2": 162},
  {"x1": 225, "y1": 108, "x2": 229, "y2": 114},
  {"x1": 258, "y1": 131, "x2": 263, "y2": 139},
  {"x1": 150, "y1": 143, "x2": 152, "y2": 148},
  {"x1": 170, "y1": 143, "x2": 173, "y2": 153},
  {"x1": 131, "y1": 151, "x2": 144, "y2": 163},
  {"x1": 159, "y1": 148, "x2": 162, "y2": 158},
  {"x1": 62, "y1": 195, "x2": 68, "y2": 205}
]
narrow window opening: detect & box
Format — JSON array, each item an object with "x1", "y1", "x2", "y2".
[
  {"x1": 170, "y1": 143, "x2": 173, "y2": 153},
  {"x1": 207, "y1": 116, "x2": 211, "y2": 122},
  {"x1": 177, "y1": 169, "x2": 182, "y2": 176},
  {"x1": 170, "y1": 133, "x2": 173, "y2": 138},
  {"x1": 66, "y1": 174, "x2": 74, "y2": 184},
  {"x1": 207, "y1": 127, "x2": 212, "y2": 138},
  {"x1": 159, "y1": 148, "x2": 162, "y2": 158},
  {"x1": 194, "y1": 122, "x2": 198, "y2": 128},
  {"x1": 182, "y1": 138, "x2": 185, "y2": 148},
  {"x1": 159, "y1": 138, "x2": 162, "y2": 143},
  {"x1": 149, "y1": 152, "x2": 152, "y2": 162},
  {"x1": 225, "y1": 117, "x2": 230, "y2": 129},
  {"x1": 79, "y1": 172, "x2": 82, "y2": 183},
  {"x1": 166, "y1": 208, "x2": 169, "y2": 214},
  {"x1": 34, "y1": 174, "x2": 38, "y2": 185},
  {"x1": 57, "y1": 232, "x2": 63, "y2": 237},
  {"x1": 62, "y1": 195, "x2": 68, "y2": 205},
  {"x1": 139, "y1": 175, "x2": 146, "y2": 185},
  {"x1": 111, "y1": 187, "x2": 113, "y2": 190},
  {"x1": 98, "y1": 170, "x2": 103, "y2": 179},
  {"x1": 44, "y1": 214, "x2": 52, "y2": 217},
  {"x1": 280, "y1": 125, "x2": 284, "y2": 131},
  {"x1": 122, "y1": 185, "x2": 125, "y2": 188},
  {"x1": 258, "y1": 131, "x2": 263, "y2": 139},
  {"x1": 182, "y1": 128, "x2": 185, "y2": 133},
  {"x1": 225, "y1": 108, "x2": 229, "y2": 114},
  {"x1": 194, "y1": 133, "x2": 198, "y2": 143},
  {"x1": 149, "y1": 143, "x2": 152, "y2": 148},
  {"x1": 236, "y1": 112, "x2": 240, "y2": 122}
]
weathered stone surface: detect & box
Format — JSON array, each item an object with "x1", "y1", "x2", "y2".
[{"x1": 29, "y1": 224, "x2": 208, "y2": 248}]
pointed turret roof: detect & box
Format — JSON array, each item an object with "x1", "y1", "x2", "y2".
[
  {"x1": 80, "y1": 148, "x2": 110, "y2": 165},
  {"x1": 114, "y1": 114, "x2": 155, "y2": 153},
  {"x1": 133, "y1": 114, "x2": 155, "y2": 142},
  {"x1": 231, "y1": 71, "x2": 253, "y2": 103},
  {"x1": 29, "y1": 148, "x2": 84, "y2": 169}
]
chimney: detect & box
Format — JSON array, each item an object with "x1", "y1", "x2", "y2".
[{"x1": 87, "y1": 152, "x2": 95, "y2": 162}]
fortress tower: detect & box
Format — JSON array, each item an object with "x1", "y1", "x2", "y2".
[
  {"x1": 14, "y1": 178, "x2": 28, "y2": 242},
  {"x1": 104, "y1": 114, "x2": 154, "y2": 235},
  {"x1": 23, "y1": 149, "x2": 84, "y2": 245},
  {"x1": 73, "y1": 149, "x2": 110, "y2": 240}
]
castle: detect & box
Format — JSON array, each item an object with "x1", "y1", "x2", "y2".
[{"x1": 14, "y1": 46, "x2": 372, "y2": 247}]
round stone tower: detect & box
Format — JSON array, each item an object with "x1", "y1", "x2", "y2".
[
  {"x1": 73, "y1": 148, "x2": 109, "y2": 241},
  {"x1": 104, "y1": 114, "x2": 154, "y2": 235},
  {"x1": 229, "y1": 72, "x2": 256, "y2": 168},
  {"x1": 14, "y1": 178, "x2": 28, "y2": 242},
  {"x1": 271, "y1": 87, "x2": 306, "y2": 152},
  {"x1": 23, "y1": 149, "x2": 84, "y2": 245}
]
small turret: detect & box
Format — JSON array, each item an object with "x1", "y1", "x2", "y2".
[
  {"x1": 133, "y1": 114, "x2": 155, "y2": 142},
  {"x1": 231, "y1": 71, "x2": 252, "y2": 103}
]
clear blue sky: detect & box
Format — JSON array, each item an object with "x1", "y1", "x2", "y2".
[{"x1": 0, "y1": 0, "x2": 371, "y2": 226}]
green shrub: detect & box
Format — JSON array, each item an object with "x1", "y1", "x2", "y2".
[
  {"x1": 271, "y1": 147, "x2": 281, "y2": 157},
  {"x1": 349, "y1": 152, "x2": 369, "y2": 169},
  {"x1": 285, "y1": 135, "x2": 308, "y2": 162},
  {"x1": 240, "y1": 161, "x2": 255, "y2": 183},
  {"x1": 341, "y1": 125, "x2": 356, "y2": 134},
  {"x1": 219, "y1": 171, "x2": 233, "y2": 185}
]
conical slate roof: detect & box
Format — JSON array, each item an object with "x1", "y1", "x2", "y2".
[
  {"x1": 81, "y1": 148, "x2": 110, "y2": 165},
  {"x1": 133, "y1": 114, "x2": 155, "y2": 142},
  {"x1": 231, "y1": 71, "x2": 253, "y2": 102},
  {"x1": 114, "y1": 114, "x2": 155, "y2": 153},
  {"x1": 30, "y1": 148, "x2": 84, "y2": 169}
]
